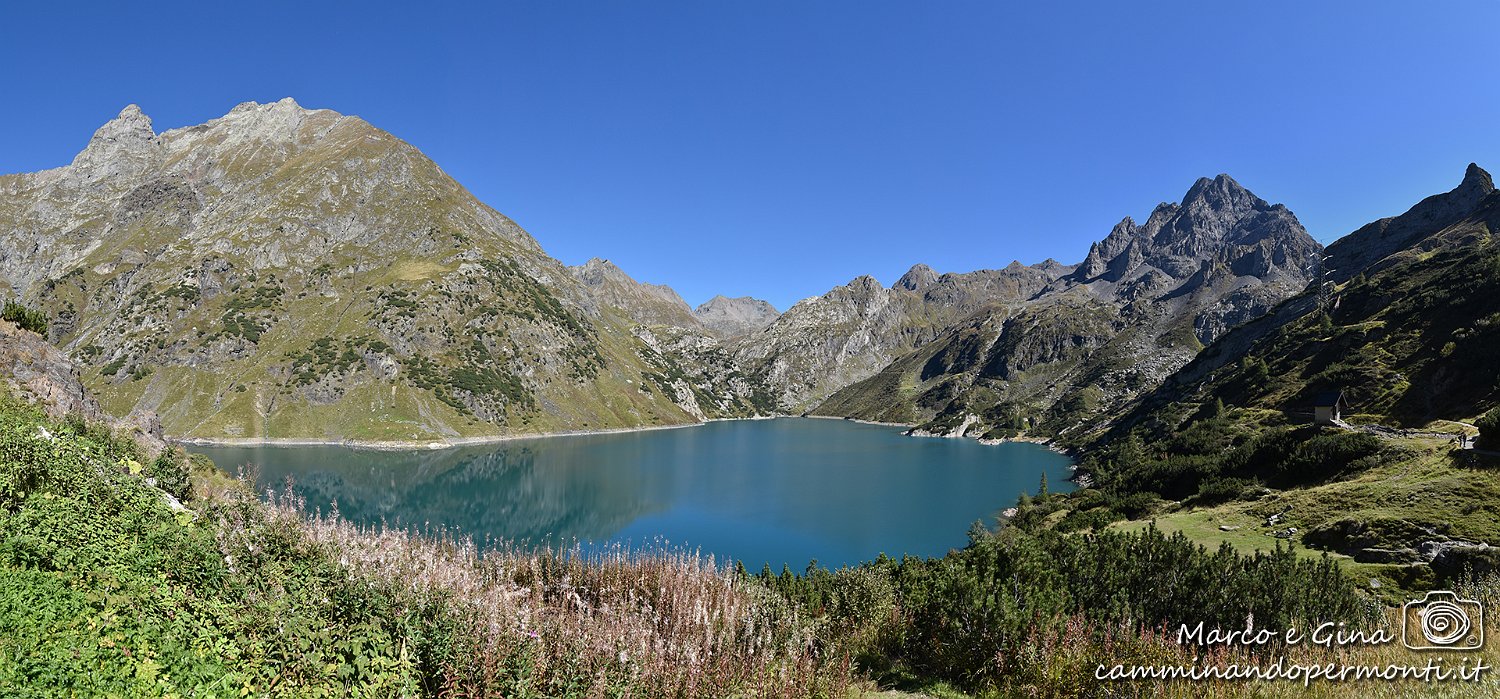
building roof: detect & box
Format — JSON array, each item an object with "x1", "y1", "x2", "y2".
[{"x1": 1313, "y1": 390, "x2": 1346, "y2": 408}]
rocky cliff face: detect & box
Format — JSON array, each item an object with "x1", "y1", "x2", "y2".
[
  {"x1": 0, "y1": 318, "x2": 163, "y2": 452},
  {"x1": 732, "y1": 261, "x2": 1067, "y2": 410},
  {"x1": 0, "y1": 101, "x2": 761, "y2": 441},
  {"x1": 811, "y1": 175, "x2": 1321, "y2": 439}
]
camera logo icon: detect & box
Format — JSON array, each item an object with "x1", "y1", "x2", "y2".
[{"x1": 1402, "y1": 590, "x2": 1483, "y2": 650}]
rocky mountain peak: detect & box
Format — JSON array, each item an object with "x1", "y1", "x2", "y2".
[
  {"x1": 1460, "y1": 162, "x2": 1495, "y2": 198},
  {"x1": 229, "y1": 96, "x2": 306, "y2": 113},
  {"x1": 894, "y1": 263, "x2": 939, "y2": 291},
  {"x1": 1398, "y1": 163, "x2": 1494, "y2": 216},
  {"x1": 846, "y1": 275, "x2": 884, "y2": 294},
  {"x1": 2, "y1": 100, "x2": 769, "y2": 440},
  {"x1": 692, "y1": 296, "x2": 780, "y2": 338},
  {"x1": 209, "y1": 97, "x2": 330, "y2": 145},
  {"x1": 111, "y1": 103, "x2": 153, "y2": 130},
  {"x1": 1064, "y1": 174, "x2": 1315, "y2": 291},
  {"x1": 68, "y1": 104, "x2": 160, "y2": 178},
  {"x1": 571, "y1": 257, "x2": 675, "y2": 298},
  {"x1": 575, "y1": 257, "x2": 625, "y2": 280},
  {"x1": 1181, "y1": 173, "x2": 1261, "y2": 213},
  {"x1": 1033, "y1": 258, "x2": 1071, "y2": 275},
  {"x1": 568, "y1": 258, "x2": 699, "y2": 329}
]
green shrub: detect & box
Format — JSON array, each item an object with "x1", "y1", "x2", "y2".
[
  {"x1": 827, "y1": 566, "x2": 896, "y2": 640},
  {"x1": 1478, "y1": 407, "x2": 1500, "y2": 450},
  {"x1": 0, "y1": 396, "x2": 848, "y2": 697},
  {"x1": 147, "y1": 449, "x2": 192, "y2": 501},
  {"x1": 1, "y1": 301, "x2": 47, "y2": 336},
  {"x1": 1275, "y1": 431, "x2": 1384, "y2": 486},
  {"x1": 1053, "y1": 506, "x2": 1119, "y2": 533},
  {"x1": 1194, "y1": 476, "x2": 1255, "y2": 504},
  {"x1": 760, "y1": 525, "x2": 1369, "y2": 694}
]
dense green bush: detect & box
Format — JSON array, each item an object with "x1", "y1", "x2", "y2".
[
  {"x1": 1479, "y1": 407, "x2": 1500, "y2": 450},
  {"x1": 1193, "y1": 476, "x2": 1256, "y2": 504},
  {"x1": 760, "y1": 525, "x2": 1369, "y2": 694},
  {"x1": 1, "y1": 301, "x2": 47, "y2": 336},
  {"x1": 1275, "y1": 431, "x2": 1384, "y2": 485},
  {"x1": 1086, "y1": 422, "x2": 1388, "y2": 504}
]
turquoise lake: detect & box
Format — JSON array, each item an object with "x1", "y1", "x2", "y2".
[{"x1": 190, "y1": 418, "x2": 1074, "y2": 570}]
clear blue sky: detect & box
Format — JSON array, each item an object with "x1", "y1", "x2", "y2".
[{"x1": 3, "y1": 2, "x2": 1496, "y2": 310}]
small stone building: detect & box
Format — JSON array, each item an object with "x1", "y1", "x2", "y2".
[{"x1": 1314, "y1": 390, "x2": 1349, "y2": 425}]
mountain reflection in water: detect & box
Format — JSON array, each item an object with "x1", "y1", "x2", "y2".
[{"x1": 191, "y1": 418, "x2": 1074, "y2": 569}]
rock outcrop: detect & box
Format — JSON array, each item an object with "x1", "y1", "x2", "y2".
[
  {"x1": 692, "y1": 296, "x2": 779, "y2": 338},
  {"x1": 0, "y1": 318, "x2": 164, "y2": 452}
]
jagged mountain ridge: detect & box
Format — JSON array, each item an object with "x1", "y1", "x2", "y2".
[
  {"x1": 810, "y1": 174, "x2": 1321, "y2": 439},
  {"x1": 565, "y1": 260, "x2": 783, "y2": 340},
  {"x1": 730, "y1": 260, "x2": 1073, "y2": 410},
  {"x1": 0, "y1": 101, "x2": 774, "y2": 441},
  {"x1": 1111, "y1": 164, "x2": 1500, "y2": 442}
]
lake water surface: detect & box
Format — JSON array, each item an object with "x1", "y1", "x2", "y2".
[{"x1": 190, "y1": 418, "x2": 1074, "y2": 570}]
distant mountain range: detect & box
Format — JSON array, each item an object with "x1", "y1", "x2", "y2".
[{"x1": 1, "y1": 100, "x2": 1494, "y2": 444}]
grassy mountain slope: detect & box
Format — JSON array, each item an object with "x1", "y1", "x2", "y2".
[
  {"x1": 1120, "y1": 164, "x2": 1500, "y2": 437},
  {"x1": 1045, "y1": 165, "x2": 1500, "y2": 599},
  {"x1": 1, "y1": 101, "x2": 769, "y2": 442}
]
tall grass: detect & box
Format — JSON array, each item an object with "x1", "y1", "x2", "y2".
[{"x1": 256, "y1": 486, "x2": 851, "y2": 697}]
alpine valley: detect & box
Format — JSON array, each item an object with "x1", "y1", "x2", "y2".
[
  {"x1": 2, "y1": 100, "x2": 1330, "y2": 446},
  {"x1": 7, "y1": 99, "x2": 1500, "y2": 699}
]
